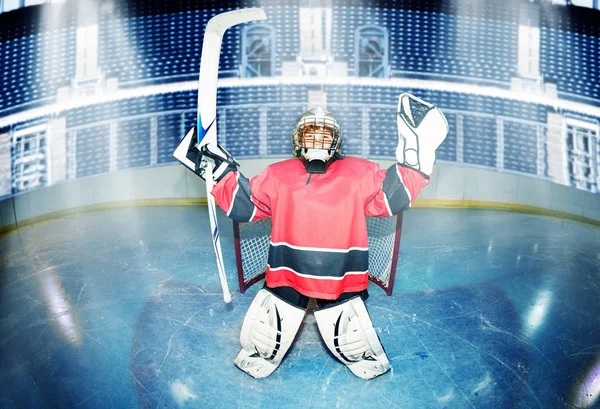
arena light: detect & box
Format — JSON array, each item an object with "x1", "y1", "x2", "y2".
[
  {"x1": 36, "y1": 0, "x2": 69, "y2": 103},
  {"x1": 2, "y1": 0, "x2": 19, "y2": 12},
  {"x1": 570, "y1": 0, "x2": 594, "y2": 7},
  {"x1": 548, "y1": 1, "x2": 597, "y2": 10},
  {"x1": 3, "y1": 76, "x2": 600, "y2": 129}
]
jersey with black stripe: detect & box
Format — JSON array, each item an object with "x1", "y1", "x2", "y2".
[{"x1": 212, "y1": 156, "x2": 428, "y2": 299}]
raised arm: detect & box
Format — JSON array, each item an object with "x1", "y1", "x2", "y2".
[
  {"x1": 173, "y1": 126, "x2": 273, "y2": 222},
  {"x1": 212, "y1": 168, "x2": 272, "y2": 222},
  {"x1": 365, "y1": 93, "x2": 449, "y2": 217}
]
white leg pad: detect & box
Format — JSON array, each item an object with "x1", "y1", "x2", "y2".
[
  {"x1": 314, "y1": 296, "x2": 391, "y2": 380},
  {"x1": 234, "y1": 289, "x2": 305, "y2": 379}
]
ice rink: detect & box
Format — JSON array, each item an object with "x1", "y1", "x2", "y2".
[{"x1": 1, "y1": 206, "x2": 599, "y2": 409}]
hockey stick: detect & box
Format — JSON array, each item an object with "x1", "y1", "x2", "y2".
[{"x1": 195, "y1": 8, "x2": 266, "y2": 303}]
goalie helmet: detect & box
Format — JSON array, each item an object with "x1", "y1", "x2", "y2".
[{"x1": 291, "y1": 106, "x2": 342, "y2": 162}]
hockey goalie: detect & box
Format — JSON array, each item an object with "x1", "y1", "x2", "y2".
[{"x1": 174, "y1": 93, "x2": 448, "y2": 380}]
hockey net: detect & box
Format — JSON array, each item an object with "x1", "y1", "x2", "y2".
[{"x1": 233, "y1": 214, "x2": 403, "y2": 296}]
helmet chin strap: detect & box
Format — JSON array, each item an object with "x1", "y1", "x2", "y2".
[
  {"x1": 303, "y1": 148, "x2": 331, "y2": 162},
  {"x1": 300, "y1": 149, "x2": 344, "y2": 174}
]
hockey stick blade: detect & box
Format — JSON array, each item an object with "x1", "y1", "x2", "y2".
[
  {"x1": 197, "y1": 8, "x2": 267, "y2": 148},
  {"x1": 197, "y1": 8, "x2": 266, "y2": 304}
]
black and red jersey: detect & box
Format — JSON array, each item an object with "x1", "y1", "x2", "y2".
[{"x1": 212, "y1": 156, "x2": 428, "y2": 299}]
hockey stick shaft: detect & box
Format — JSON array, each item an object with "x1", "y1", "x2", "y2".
[{"x1": 197, "y1": 8, "x2": 267, "y2": 303}]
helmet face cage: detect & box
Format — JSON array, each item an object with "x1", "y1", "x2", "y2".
[{"x1": 291, "y1": 108, "x2": 342, "y2": 158}]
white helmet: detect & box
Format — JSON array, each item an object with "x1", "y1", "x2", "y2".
[{"x1": 291, "y1": 106, "x2": 342, "y2": 162}]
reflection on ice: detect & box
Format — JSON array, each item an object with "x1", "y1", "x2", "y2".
[
  {"x1": 524, "y1": 289, "x2": 552, "y2": 336},
  {"x1": 572, "y1": 356, "x2": 600, "y2": 409},
  {"x1": 1, "y1": 207, "x2": 598, "y2": 409},
  {"x1": 170, "y1": 378, "x2": 198, "y2": 406},
  {"x1": 36, "y1": 266, "x2": 83, "y2": 346}
]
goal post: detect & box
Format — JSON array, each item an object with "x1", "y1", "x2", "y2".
[{"x1": 233, "y1": 213, "x2": 403, "y2": 296}]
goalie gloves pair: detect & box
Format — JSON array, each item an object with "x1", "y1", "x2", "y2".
[
  {"x1": 180, "y1": 93, "x2": 447, "y2": 184},
  {"x1": 172, "y1": 8, "x2": 444, "y2": 380},
  {"x1": 173, "y1": 7, "x2": 448, "y2": 380},
  {"x1": 232, "y1": 94, "x2": 445, "y2": 380}
]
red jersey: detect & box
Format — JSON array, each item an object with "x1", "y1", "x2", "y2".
[{"x1": 212, "y1": 156, "x2": 428, "y2": 299}]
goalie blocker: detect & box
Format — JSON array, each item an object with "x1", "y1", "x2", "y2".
[{"x1": 173, "y1": 127, "x2": 240, "y2": 183}]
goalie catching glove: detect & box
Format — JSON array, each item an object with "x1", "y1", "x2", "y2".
[
  {"x1": 396, "y1": 93, "x2": 449, "y2": 177},
  {"x1": 172, "y1": 127, "x2": 239, "y2": 183}
]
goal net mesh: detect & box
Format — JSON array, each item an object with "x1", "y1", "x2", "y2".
[{"x1": 234, "y1": 215, "x2": 401, "y2": 295}]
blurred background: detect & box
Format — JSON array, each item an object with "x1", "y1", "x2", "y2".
[
  {"x1": 0, "y1": 0, "x2": 599, "y2": 214},
  {"x1": 1, "y1": 1, "x2": 600, "y2": 408}
]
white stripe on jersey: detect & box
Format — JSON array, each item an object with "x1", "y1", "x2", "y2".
[
  {"x1": 268, "y1": 265, "x2": 368, "y2": 280},
  {"x1": 248, "y1": 204, "x2": 258, "y2": 222},
  {"x1": 226, "y1": 173, "x2": 241, "y2": 217},
  {"x1": 382, "y1": 192, "x2": 393, "y2": 217},
  {"x1": 269, "y1": 241, "x2": 369, "y2": 253},
  {"x1": 396, "y1": 166, "x2": 413, "y2": 207}
]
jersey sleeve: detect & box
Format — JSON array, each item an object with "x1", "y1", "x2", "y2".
[
  {"x1": 363, "y1": 163, "x2": 430, "y2": 217},
  {"x1": 211, "y1": 168, "x2": 273, "y2": 222}
]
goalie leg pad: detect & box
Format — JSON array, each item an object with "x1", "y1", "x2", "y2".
[
  {"x1": 314, "y1": 296, "x2": 391, "y2": 380},
  {"x1": 234, "y1": 288, "x2": 306, "y2": 379}
]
